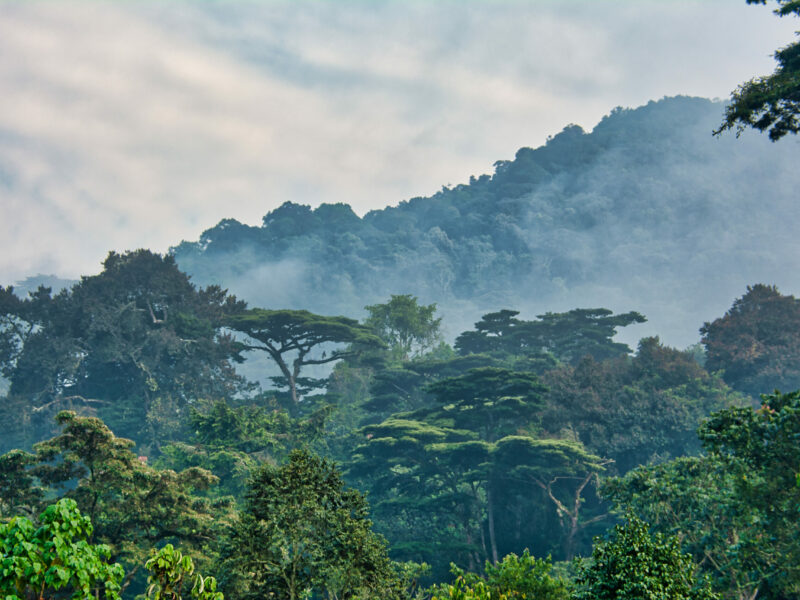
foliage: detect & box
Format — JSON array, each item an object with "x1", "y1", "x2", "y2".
[
  {"x1": 701, "y1": 284, "x2": 800, "y2": 397},
  {"x1": 0, "y1": 411, "x2": 226, "y2": 593},
  {"x1": 221, "y1": 449, "x2": 403, "y2": 600},
  {"x1": 145, "y1": 544, "x2": 223, "y2": 600},
  {"x1": 716, "y1": 1, "x2": 800, "y2": 140},
  {"x1": 455, "y1": 308, "x2": 645, "y2": 365},
  {"x1": 0, "y1": 498, "x2": 124, "y2": 600},
  {"x1": 359, "y1": 353, "x2": 499, "y2": 425},
  {"x1": 429, "y1": 551, "x2": 568, "y2": 600},
  {"x1": 350, "y1": 367, "x2": 604, "y2": 572},
  {"x1": 157, "y1": 400, "x2": 329, "y2": 500},
  {"x1": 573, "y1": 513, "x2": 716, "y2": 600},
  {"x1": 365, "y1": 294, "x2": 443, "y2": 361},
  {"x1": 0, "y1": 250, "x2": 248, "y2": 452},
  {"x1": 0, "y1": 450, "x2": 43, "y2": 520},
  {"x1": 491, "y1": 437, "x2": 608, "y2": 561},
  {"x1": 541, "y1": 337, "x2": 743, "y2": 474},
  {"x1": 423, "y1": 367, "x2": 547, "y2": 442},
  {"x1": 604, "y1": 390, "x2": 800, "y2": 599}
]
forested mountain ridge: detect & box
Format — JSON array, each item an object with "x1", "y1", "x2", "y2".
[{"x1": 173, "y1": 96, "x2": 800, "y2": 347}]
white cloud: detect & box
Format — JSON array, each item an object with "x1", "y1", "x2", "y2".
[{"x1": 0, "y1": 0, "x2": 796, "y2": 282}]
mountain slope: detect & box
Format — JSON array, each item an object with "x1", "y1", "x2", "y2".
[{"x1": 173, "y1": 96, "x2": 800, "y2": 347}]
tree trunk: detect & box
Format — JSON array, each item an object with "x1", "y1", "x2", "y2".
[
  {"x1": 487, "y1": 487, "x2": 499, "y2": 564},
  {"x1": 270, "y1": 350, "x2": 298, "y2": 404}
]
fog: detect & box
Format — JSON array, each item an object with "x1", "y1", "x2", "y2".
[{"x1": 172, "y1": 97, "x2": 800, "y2": 351}]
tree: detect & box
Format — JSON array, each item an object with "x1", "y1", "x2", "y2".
[
  {"x1": 349, "y1": 417, "x2": 488, "y2": 574},
  {"x1": 604, "y1": 390, "x2": 800, "y2": 600},
  {"x1": 221, "y1": 449, "x2": 403, "y2": 600},
  {"x1": 573, "y1": 513, "x2": 716, "y2": 600},
  {"x1": 701, "y1": 284, "x2": 800, "y2": 397},
  {"x1": 360, "y1": 353, "x2": 497, "y2": 425},
  {"x1": 424, "y1": 367, "x2": 547, "y2": 443},
  {"x1": 423, "y1": 367, "x2": 549, "y2": 564},
  {"x1": 603, "y1": 457, "x2": 760, "y2": 600},
  {"x1": 0, "y1": 285, "x2": 53, "y2": 382},
  {"x1": 698, "y1": 389, "x2": 800, "y2": 598},
  {"x1": 716, "y1": 1, "x2": 800, "y2": 141},
  {"x1": 428, "y1": 551, "x2": 568, "y2": 600},
  {"x1": 157, "y1": 400, "x2": 330, "y2": 500},
  {"x1": 454, "y1": 310, "x2": 526, "y2": 357},
  {"x1": 454, "y1": 308, "x2": 646, "y2": 365},
  {"x1": 541, "y1": 337, "x2": 742, "y2": 474},
  {"x1": 534, "y1": 308, "x2": 646, "y2": 365},
  {"x1": 0, "y1": 450, "x2": 43, "y2": 519},
  {"x1": 225, "y1": 309, "x2": 383, "y2": 408},
  {"x1": 0, "y1": 411, "x2": 225, "y2": 593},
  {"x1": 145, "y1": 544, "x2": 223, "y2": 600},
  {"x1": 350, "y1": 368, "x2": 603, "y2": 571},
  {"x1": 0, "y1": 498, "x2": 124, "y2": 600},
  {"x1": 0, "y1": 250, "x2": 248, "y2": 451},
  {"x1": 364, "y1": 295, "x2": 443, "y2": 361},
  {"x1": 491, "y1": 436, "x2": 608, "y2": 560}
]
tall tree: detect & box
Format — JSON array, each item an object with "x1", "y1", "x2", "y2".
[
  {"x1": 605, "y1": 390, "x2": 800, "y2": 600},
  {"x1": 424, "y1": 367, "x2": 546, "y2": 443},
  {"x1": 424, "y1": 367, "x2": 550, "y2": 564},
  {"x1": 492, "y1": 436, "x2": 608, "y2": 560},
  {"x1": 455, "y1": 308, "x2": 646, "y2": 365},
  {"x1": 0, "y1": 250, "x2": 247, "y2": 451},
  {"x1": 716, "y1": 0, "x2": 800, "y2": 141},
  {"x1": 454, "y1": 310, "x2": 526, "y2": 357},
  {"x1": 360, "y1": 353, "x2": 497, "y2": 425},
  {"x1": 349, "y1": 417, "x2": 487, "y2": 573},
  {"x1": 221, "y1": 449, "x2": 403, "y2": 600},
  {"x1": 350, "y1": 366, "x2": 604, "y2": 571},
  {"x1": 701, "y1": 284, "x2": 800, "y2": 397},
  {"x1": 226, "y1": 309, "x2": 382, "y2": 408},
  {"x1": 364, "y1": 294, "x2": 443, "y2": 361}
]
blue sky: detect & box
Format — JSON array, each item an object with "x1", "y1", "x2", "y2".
[{"x1": 0, "y1": 0, "x2": 797, "y2": 282}]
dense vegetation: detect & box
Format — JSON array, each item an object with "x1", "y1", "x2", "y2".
[
  {"x1": 4, "y1": 11, "x2": 800, "y2": 592},
  {"x1": 4, "y1": 241, "x2": 800, "y2": 598}
]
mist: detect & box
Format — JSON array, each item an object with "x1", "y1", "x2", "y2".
[{"x1": 170, "y1": 97, "x2": 800, "y2": 351}]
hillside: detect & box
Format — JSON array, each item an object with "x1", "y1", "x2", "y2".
[{"x1": 173, "y1": 96, "x2": 800, "y2": 347}]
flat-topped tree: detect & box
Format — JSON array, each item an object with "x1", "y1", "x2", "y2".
[
  {"x1": 454, "y1": 310, "x2": 525, "y2": 356},
  {"x1": 351, "y1": 368, "x2": 551, "y2": 567},
  {"x1": 455, "y1": 308, "x2": 646, "y2": 365},
  {"x1": 425, "y1": 367, "x2": 547, "y2": 443},
  {"x1": 226, "y1": 309, "x2": 383, "y2": 407},
  {"x1": 535, "y1": 308, "x2": 646, "y2": 364},
  {"x1": 492, "y1": 436, "x2": 607, "y2": 560}
]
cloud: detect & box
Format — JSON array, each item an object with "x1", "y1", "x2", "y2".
[{"x1": 0, "y1": 0, "x2": 797, "y2": 282}]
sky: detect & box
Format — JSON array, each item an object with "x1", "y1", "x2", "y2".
[{"x1": 0, "y1": 0, "x2": 798, "y2": 283}]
